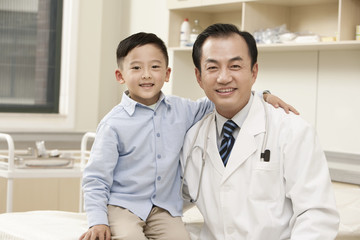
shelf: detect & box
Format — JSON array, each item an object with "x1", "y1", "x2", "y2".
[
  {"x1": 258, "y1": 41, "x2": 360, "y2": 51},
  {"x1": 168, "y1": 0, "x2": 360, "y2": 47},
  {"x1": 169, "y1": 41, "x2": 360, "y2": 52},
  {"x1": 168, "y1": 0, "x2": 339, "y2": 10}
]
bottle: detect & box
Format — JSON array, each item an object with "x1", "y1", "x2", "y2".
[
  {"x1": 180, "y1": 18, "x2": 190, "y2": 47},
  {"x1": 190, "y1": 19, "x2": 203, "y2": 45}
]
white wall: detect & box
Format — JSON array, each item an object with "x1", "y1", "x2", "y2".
[
  {"x1": 125, "y1": 0, "x2": 169, "y2": 41},
  {"x1": 74, "y1": 0, "x2": 125, "y2": 132},
  {"x1": 74, "y1": 0, "x2": 169, "y2": 132}
]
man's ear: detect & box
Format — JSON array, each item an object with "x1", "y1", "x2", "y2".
[
  {"x1": 251, "y1": 63, "x2": 258, "y2": 84},
  {"x1": 115, "y1": 69, "x2": 125, "y2": 84},
  {"x1": 195, "y1": 68, "x2": 203, "y2": 89}
]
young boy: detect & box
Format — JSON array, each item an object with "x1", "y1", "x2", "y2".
[{"x1": 79, "y1": 32, "x2": 297, "y2": 240}]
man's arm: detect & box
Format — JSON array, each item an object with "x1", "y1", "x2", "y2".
[{"x1": 283, "y1": 119, "x2": 339, "y2": 238}]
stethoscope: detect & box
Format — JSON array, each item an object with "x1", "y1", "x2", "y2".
[{"x1": 180, "y1": 97, "x2": 271, "y2": 203}]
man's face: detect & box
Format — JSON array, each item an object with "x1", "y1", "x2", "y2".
[{"x1": 195, "y1": 34, "x2": 258, "y2": 119}]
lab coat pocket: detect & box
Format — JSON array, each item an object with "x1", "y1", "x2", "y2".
[{"x1": 249, "y1": 161, "x2": 280, "y2": 201}]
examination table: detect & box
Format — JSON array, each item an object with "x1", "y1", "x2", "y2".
[{"x1": 0, "y1": 182, "x2": 359, "y2": 240}]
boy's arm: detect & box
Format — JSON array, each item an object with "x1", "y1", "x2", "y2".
[
  {"x1": 263, "y1": 90, "x2": 300, "y2": 115},
  {"x1": 187, "y1": 90, "x2": 299, "y2": 128},
  {"x1": 82, "y1": 123, "x2": 118, "y2": 228},
  {"x1": 79, "y1": 225, "x2": 111, "y2": 240}
]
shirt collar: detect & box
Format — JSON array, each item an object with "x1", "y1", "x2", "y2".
[
  {"x1": 121, "y1": 90, "x2": 169, "y2": 116},
  {"x1": 216, "y1": 92, "x2": 254, "y2": 137}
]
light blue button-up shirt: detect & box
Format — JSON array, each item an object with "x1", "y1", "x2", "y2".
[{"x1": 82, "y1": 91, "x2": 213, "y2": 227}]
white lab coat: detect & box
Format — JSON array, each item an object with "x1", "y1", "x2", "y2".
[{"x1": 181, "y1": 94, "x2": 339, "y2": 240}]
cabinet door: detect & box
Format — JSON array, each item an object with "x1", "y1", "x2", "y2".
[
  {"x1": 167, "y1": 0, "x2": 201, "y2": 9},
  {"x1": 254, "y1": 51, "x2": 318, "y2": 126},
  {"x1": 317, "y1": 50, "x2": 360, "y2": 154}
]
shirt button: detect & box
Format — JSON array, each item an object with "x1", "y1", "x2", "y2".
[
  {"x1": 157, "y1": 176, "x2": 161, "y2": 181},
  {"x1": 157, "y1": 154, "x2": 161, "y2": 159},
  {"x1": 154, "y1": 112, "x2": 157, "y2": 116},
  {"x1": 157, "y1": 133, "x2": 160, "y2": 137},
  {"x1": 153, "y1": 194, "x2": 156, "y2": 199}
]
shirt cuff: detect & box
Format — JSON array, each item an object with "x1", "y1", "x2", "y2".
[{"x1": 87, "y1": 210, "x2": 109, "y2": 228}]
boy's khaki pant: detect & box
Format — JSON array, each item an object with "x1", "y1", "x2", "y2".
[{"x1": 108, "y1": 205, "x2": 191, "y2": 240}]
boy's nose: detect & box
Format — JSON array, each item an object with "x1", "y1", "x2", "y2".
[{"x1": 142, "y1": 70, "x2": 151, "y2": 79}]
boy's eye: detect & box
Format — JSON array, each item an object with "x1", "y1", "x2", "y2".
[
  {"x1": 152, "y1": 65, "x2": 161, "y2": 69},
  {"x1": 132, "y1": 66, "x2": 141, "y2": 70}
]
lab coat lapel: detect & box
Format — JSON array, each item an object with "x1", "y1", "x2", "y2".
[
  {"x1": 206, "y1": 116, "x2": 226, "y2": 176},
  {"x1": 222, "y1": 95, "x2": 266, "y2": 182}
]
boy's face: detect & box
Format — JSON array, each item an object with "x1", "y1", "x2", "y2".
[
  {"x1": 195, "y1": 34, "x2": 258, "y2": 119},
  {"x1": 115, "y1": 44, "x2": 171, "y2": 106}
]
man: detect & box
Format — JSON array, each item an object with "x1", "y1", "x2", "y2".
[{"x1": 180, "y1": 23, "x2": 339, "y2": 240}]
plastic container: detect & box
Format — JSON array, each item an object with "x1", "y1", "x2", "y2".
[
  {"x1": 189, "y1": 19, "x2": 203, "y2": 46},
  {"x1": 180, "y1": 18, "x2": 191, "y2": 47}
]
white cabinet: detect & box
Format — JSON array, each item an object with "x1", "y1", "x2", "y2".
[
  {"x1": 166, "y1": 0, "x2": 360, "y2": 155},
  {"x1": 254, "y1": 51, "x2": 319, "y2": 126},
  {"x1": 317, "y1": 50, "x2": 360, "y2": 154}
]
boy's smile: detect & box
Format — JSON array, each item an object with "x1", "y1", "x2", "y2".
[{"x1": 115, "y1": 44, "x2": 171, "y2": 106}]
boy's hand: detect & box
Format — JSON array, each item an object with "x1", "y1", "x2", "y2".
[
  {"x1": 79, "y1": 224, "x2": 111, "y2": 240},
  {"x1": 263, "y1": 93, "x2": 300, "y2": 115}
]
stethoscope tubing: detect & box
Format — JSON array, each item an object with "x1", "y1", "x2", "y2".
[{"x1": 181, "y1": 97, "x2": 269, "y2": 203}]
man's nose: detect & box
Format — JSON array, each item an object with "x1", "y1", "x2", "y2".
[{"x1": 216, "y1": 69, "x2": 231, "y2": 84}]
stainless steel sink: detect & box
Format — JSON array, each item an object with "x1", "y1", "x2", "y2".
[{"x1": 15, "y1": 155, "x2": 74, "y2": 168}]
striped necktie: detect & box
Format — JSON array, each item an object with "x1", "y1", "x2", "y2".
[{"x1": 219, "y1": 120, "x2": 238, "y2": 166}]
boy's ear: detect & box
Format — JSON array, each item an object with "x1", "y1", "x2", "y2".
[
  {"x1": 164, "y1": 67, "x2": 171, "y2": 83},
  {"x1": 115, "y1": 69, "x2": 125, "y2": 84}
]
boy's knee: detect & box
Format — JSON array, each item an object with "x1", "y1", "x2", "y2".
[{"x1": 110, "y1": 227, "x2": 147, "y2": 240}]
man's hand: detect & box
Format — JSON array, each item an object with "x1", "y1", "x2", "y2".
[
  {"x1": 264, "y1": 93, "x2": 300, "y2": 115},
  {"x1": 79, "y1": 224, "x2": 111, "y2": 240}
]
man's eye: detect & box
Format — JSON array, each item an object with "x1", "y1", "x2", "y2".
[
  {"x1": 207, "y1": 66, "x2": 217, "y2": 70},
  {"x1": 230, "y1": 65, "x2": 241, "y2": 69}
]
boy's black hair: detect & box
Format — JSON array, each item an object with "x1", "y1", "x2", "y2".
[
  {"x1": 192, "y1": 23, "x2": 258, "y2": 73},
  {"x1": 116, "y1": 32, "x2": 169, "y2": 68}
]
